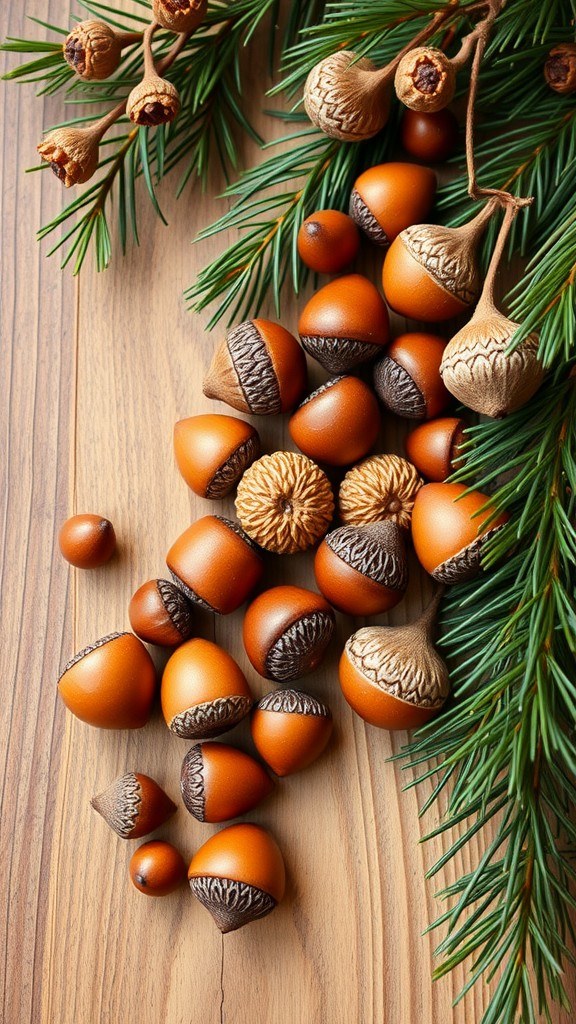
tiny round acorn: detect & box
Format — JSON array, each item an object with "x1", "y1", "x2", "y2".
[
  {"x1": 243, "y1": 585, "x2": 335, "y2": 682},
  {"x1": 349, "y1": 162, "x2": 436, "y2": 246},
  {"x1": 58, "y1": 632, "x2": 156, "y2": 729},
  {"x1": 161, "y1": 637, "x2": 253, "y2": 739},
  {"x1": 58, "y1": 513, "x2": 116, "y2": 568},
  {"x1": 173, "y1": 414, "x2": 260, "y2": 499},
  {"x1": 251, "y1": 689, "x2": 333, "y2": 777},
  {"x1": 373, "y1": 332, "x2": 451, "y2": 420},
  {"x1": 129, "y1": 578, "x2": 193, "y2": 647},
  {"x1": 181, "y1": 742, "x2": 274, "y2": 822},
  {"x1": 289, "y1": 376, "x2": 381, "y2": 467},
  {"x1": 411, "y1": 482, "x2": 509, "y2": 584},
  {"x1": 188, "y1": 822, "x2": 286, "y2": 932},
  {"x1": 91, "y1": 772, "x2": 177, "y2": 839},
  {"x1": 405, "y1": 417, "x2": 468, "y2": 482},
  {"x1": 129, "y1": 840, "x2": 187, "y2": 897},
  {"x1": 400, "y1": 108, "x2": 459, "y2": 163},
  {"x1": 298, "y1": 273, "x2": 390, "y2": 373},
  {"x1": 314, "y1": 521, "x2": 407, "y2": 616},
  {"x1": 297, "y1": 209, "x2": 360, "y2": 273}
]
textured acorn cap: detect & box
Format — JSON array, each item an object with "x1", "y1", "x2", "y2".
[
  {"x1": 326, "y1": 521, "x2": 408, "y2": 591},
  {"x1": 339, "y1": 454, "x2": 423, "y2": 530},
  {"x1": 91, "y1": 772, "x2": 176, "y2": 839},
  {"x1": 303, "y1": 50, "x2": 391, "y2": 142}
]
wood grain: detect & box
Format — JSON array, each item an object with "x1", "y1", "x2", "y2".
[{"x1": 1, "y1": 4, "x2": 574, "y2": 1023}]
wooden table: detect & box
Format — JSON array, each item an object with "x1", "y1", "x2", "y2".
[{"x1": 2, "y1": 5, "x2": 573, "y2": 1022}]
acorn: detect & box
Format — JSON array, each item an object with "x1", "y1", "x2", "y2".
[
  {"x1": 400, "y1": 108, "x2": 459, "y2": 163},
  {"x1": 166, "y1": 515, "x2": 264, "y2": 614},
  {"x1": 298, "y1": 274, "x2": 390, "y2": 373},
  {"x1": 339, "y1": 592, "x2": 449, "y2": 729},
  {"x1": 58, "y1": 632, "x2": 156, "y2": 729},
  {"x1": 349, "y1": 162, "x2": 436, "y2": 246},
  {"x1": 338, "y1": 454, "x2": 423, "y2": 530},
  {"x1": 180, "y1": 742, "x2": 274, "y2": 822},
  {"x1": 173, "y1": 414, "x2": 260, "y2": 499},
  {"x1": 544, "y1": 43, "x2": 576, "y2": 94},
  {"x1": 91, "y1": 772, "x2": 176, "y2": 839},
  {"x1": 394, "y1": 46, "x2": 456, "y2": 113},
  {"x1": 161, "y1": 637, "x2": 253, "y2": 739},
  {"x1": 188, "y1": 823, "x2": 286, "y2": 932},
  {"x1": 243, "y1": 585, "x2": 335, "y2": 682},
  {"x1": 251, "y1": 689, "x2": 333, "y2": 777},
  {"x1": 297, "y1": 209, "x2": 360, "y2": 273},
  {"x1": 58, "y1": 513, "x2": 116, "y2": 568},
  {"x1": 129, "y1": 578, "x2": 193, "y2": 647},
  {"x1": 152, "y1": 0, "x2": 207, "y2": 34},
  {"x1": 203, "y1": 319, "x2": 307, "y2": 415},
  {"x1": 63, "y1": 20, "x2": 136, "y2": 81},
  {"x1": 288, "y1": 376, "x2": 381, "y2": 467},
  {"x1": 411, "y1": 482, "x2": 509, "y2": 584},
  {"x1": 314, "y1": 521, "x2": 408, "y2": 617},
  {"x1": 126, "y1": 24, "x2": 180, "y2": 127},
  {"x1": 129, "y1": 841, "x2": 188, "y2": 897},
  {"x1": 373, "y1": 333, "x2": 451, "y2": 420},
  {"x1": 303, "y1": 50, "x2": 392, "y2": 142},
  {"x1": 405, "y1": 417, "x2": 468, "y2": 482}
]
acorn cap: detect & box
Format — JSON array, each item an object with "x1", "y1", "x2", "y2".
[
  {"x1": 298, "y1": 274, "x2": 390, "y2": 373},
  {"x1": 338, "y1": 454, "x2": 423, "y2": 530},
  {"x1": 91, "y1": 772, "x2": 176, "y2": 839}
]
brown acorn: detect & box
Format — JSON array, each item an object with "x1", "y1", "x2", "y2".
[
  {"x1": 298, "y1": 274, "x2": 390, "y2": 373},
  {"x1": 129, "y1": 578, "x2": 193, "y2": 646},
  {"x1": 161, "y1": 638, "x2": 254, "y2": 740},
  {"x1": 405, "y1": 417, "x2": 468, "y2": 482},
  {"x1": 91, "y1": 772, "x2": 177, "y2": 839},
  {"x1": 394, "y1": 47, "x2": 456, "y2": 112},
  {"x1": 251, "y1": 689, "x2": 333, "y2": 777},
  {"x1": 129, "y1": 841, "x2": 187, "y2": 897},
  {"x1": 349, "y1": 162, "x2": 437, "y2": 246},
  {"x1": 544, "y1": 43, "x2": 576, "y2": 94},
  {"x1": 303, "y1": 50, "x2": 393, "y2": 142},
  {"x1": 314, "y1": 521, "x2": 408, "y2": 616},
  {"x1": 63, "y1": 20, "x2": 137, "y2": 81},
  {"x1": 373, "y1": 333, "x2": 451, "y2": 420},
  {"x1": 152, "y1": 0, "x2": 207, "y2": 34},
  {"x1": 243, "y1": 585, "x2": 335, "y2": 682},
  {"x1": 289, "y1": 376, "x2": 381, "y2": 467},
  {"x1": 173, "y1": 414, "x2": 260, "y2": 499},
  {"x1": 180, "y1": 742, "x2": 274, "y2": 822},
  {"x1": 58, "y1": 632, "x2": 156, "y2": 729}
]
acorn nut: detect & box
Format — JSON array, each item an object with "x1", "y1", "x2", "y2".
[
  {"x1": 314, "y1": 521, "x2": 408, "y2": 616},
  {"x1": 161, "y1": 638, "x2": 253, "y2": 739},
  {"x1": 251, "y1": 689, "x2": 333, "y2": 777},
  {"x1": 91, "y1": 772, "x2": 177, "y2": 839},
  {"x1": 297, "y1": 209, "x2": 360, "y2": 273},
  {"x1": 180, "y1": 742, "x2": 274, "y2": 822},
  {"x1": 405, "y1": 417, "x2": 468, "y2": 482},
  {"x1": 129, "y1": 840, "x2": 188, "y2": 896},
  {"x1": 338, "y1": 454, "x2": 422, "y2": 530},
  {"x1": 373, "y1": 333, "x2": 451, "y2": 420},
  {"x1": 58, "y1": 513, "x2": 116, "y2": 568},
  {"x1": 243, "y1": 585, "x2": 335, "y2": 682},
  {"x1": 349, "y1": 162, "x2": 436, "y2": 246},
  {"x1": 174, "y1": 414, "x2": 260, "y2": 499},
  {"x1": 129, "y1": 578, "x2": 193, "y2": 647},
  {"x1": 289, "y1": 376, "x2": 381, "y2": 467},
  {"x1": 58, "y1": 632, "x2": 156, "y2": 729},
  {"x1": 400, "y1": 108, "x2": 459, "y2": 163},
  {"x1": 298, "y1": 273, "x2": 390, "y2": 373}
]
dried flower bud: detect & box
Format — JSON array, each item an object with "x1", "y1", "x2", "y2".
[
  {"x1": 37, "y1": 125, "x2": 101, "y2": 187},
  {"x1": 152, "y1": 0, "x2": 207, "y2": 34},
  {"x1": 544, "y1": 43, "x2": 576, "y2": 94},
  {"x1": 63, "y1": 20, "x2": 122, "y2": 81},
  {"x1": 127, "y1": 74, "x2": 181, "y2": 127},
  {"x1": 394, "y1": 47, "x2": 456, "y2": 113}
]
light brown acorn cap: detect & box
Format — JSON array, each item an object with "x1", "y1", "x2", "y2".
[
  {"x1": 255, "y1": 689, "x2": 332, "y2": 718},
  {"x1": 189, "y1": 876, "x2": 277, "y2": 933}
]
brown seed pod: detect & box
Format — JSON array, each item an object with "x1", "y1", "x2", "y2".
[
  {"x1": 298, "y1": 274, "x2": 390, "y2": 373},
  {"x1": 243, "y1": 585, "x2": 335, "y2": 682},
  {"x1": 235, "y1": 452, "x2": 334, "y2": 555},
  {"x1": 63, "y1": 20, "x2": 123, "y2": 81},
  {"x1": 127, "y1": 74, "x2": 180, "y2": 126},
  {"x1": 394, "y1": 47, "x2": 456, "y2": 113},
  {"x1": 338, "y1": 454, "x2": 423, "y2": 530},
  {"x1": 152, "y1": 0, "x2": 207, "y2": 34},
  {"x1": 289, "y1": 376, "x2": 381, "y2": 467},
  {"x1": 303, "y1": 50, "x2": 392, "y2": 142},
  {"x1": 349, "y1": 162, "x2": 437, "y2": 246},
  {"x1": 180, "y1": 742, "x2": 274, "y2": 822},
  {"x1": 91, "y1": 772, "x2": 177, "y2": 839},
  {"x1": 37, "y1": 124, "x2": 102, "y2": 188},
  {"x1": 251, "y1": 689, "x2": 333, "y2": 777},
  {"x1": 161, "y1": 638, "x2": 253, "y2": 739},
  {"x1": 405, "y1": 417, "x2": 468, "y2": 482},
  {"x1": 544, "y1": 43, "x2": 576, "y2": 94},
  {"x1": 173, "y1": 414, "x2": 260, "y2": 499},
  {"x1": 203, "y1": 319, "x2": 307, "y2": 415},
  {"x1": 373, "y1": 333, "x2": 451, "y2": 420},
  {"x1": 58, "y1": 513, "x2": 116, "y2": 568},
  {"x1": 314, "y1": 521, "x2": 408, "y2": 616},
  {"x1": 129, "y1": 578, "x2": 193, "y2": 646},
  {"x1": 58, "y1": 632, "x2": 156, "y2": 729},
  {"x1": 297, "y1": 209, "x2": 360, "y2": 273},
  {"x1": 129, "y1": 840, "x2": 187, "y2": 897}
]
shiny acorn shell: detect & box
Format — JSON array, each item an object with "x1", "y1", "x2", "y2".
[
  {"x1": 289, "y1": 376, "x2": 381, "y2": 467},
  {"x1": 129, "y1": 840, "x2": 188, "y2": 896},
  {"x1": 180, "y1": 742, "x2": 274, "y2": 822},
  {"x1": 173, "y1": 414, "x2": 260, "y2": 499},
  {"x1": 404, "y1": 417, "x2": 467, "y2": 481},
  {"x1": 161, "y1": 637, "x2": 253, "y2": 739},
  {"x1": 166, "y1": 515, "x2": 264, "y2": 614},
  {"x1": 91, "y1": 772, "x2": 177, "y2": 839},
  {"x1": 400, "y1": 108, "x2": 459, "y2": 163},
  {"x1": 297, "y1": 209, "x2": 360, "y2": 273},
  {"x1": 129, "y1": 578, "x2": 193, "y2": 646},
  {"x1": 58, "y1": 632, "x2": 156, "y2": 729},
  {"x1": 251, "y1": 689, "x2": 333, "y2": 777},
  {"x1": 373, "y1": 333, "x2": 450, "y2": 420},
  {"x1": 298, "y1": 273, "x2": 390, "y2": 373},
  {"x1": 382, "y1": 230, "x2": 473, "y2": 322},
  {"x1": 188, "y1": 822, "x2": 286, "y2": 932},
  {"x1": 349, "y1": 162, "x2": 436, "y2": 246},
  {"x1": 243, "y1": 585, "x2": 335, "y2": 682},
  {"x1": 411, "y1": 482, "x2": 509, "y2": 583},
  {"x1": 314, "y1": 521, "x2": 408, "y2": 616},
  {"x1": 58, "y1": 513, "x2": 116, "y2": 568}
]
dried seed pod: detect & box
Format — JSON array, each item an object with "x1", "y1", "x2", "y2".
[
  {"x1": 129, "y1": 841, "x2": 187, "y2": 897},
  {"x1": 251, "y1": 689, "x2": 333, "y2": 777},
  {"x1": 203, "y1": 319, "x2": 307, "y2": 415},
  {"x1": 339, "y1": 592, "x2": 449, "y2": 729},
  {"x1": 129, "y1": 578, "x2": 193, "y2": 646},
  {"x1": 297, "y1": 209, "x2": 360, "y2": 273},
  {"x1": 173, "y1": 414, "x2": 260, "y2": 499},
  {"x1": 405, "y1": 417, "x2": 468, "y2": 482},
  {"x1": 37, "y1": 124, "x2": 102, "y2": 188},
  {"x1": 152, "y1": 0, "x2": 207, "y2": 34},
  {"x1": 400, "y1": 108, "x2": 459, "y2": 163},
  {"x1": 338, "y1": 454, "x2": 422, "y2": 530},
  {"x1": 243, "y1": 585, "x2": 335, "y2": 682},
  {"x1": 161, "y1": 637, "x2": 253, "y2": 739},
  {"x1": 58, "y1": 632, "x2": 156, "y2": 729},
  {"x1": 394, "y1": 47, "x2": 456, "y2": 113},
  {"x1": 58, "y1": 513, "x2": 116, "y2": 568},
  {"x1": 188, "y1": 823, "x2": 286, "y2": 932},
  {"x1": 373, "y1": 333, "x2": 451, "y2": 420},
  {"x1": 544, "y1": 43, "x2": 576, "y2": 94},
  {"x1": 91, "y1": 772, "x2": 176, "y2": 839},
  {"x1": 180, "y1": 742, "x2": 274, "y2": 822},
  {"x1": 166, "y1": 515, "x2": 264, "y2": 614},
  {"x1": 304, "y1": 50, "x2": 392, "y2": 142},
  {"x1": 235, "y1": 452, "x2": 334, "y2": 555},
  {"x1": 298, "y1": 274, "x2": 390, "y2": 373},
  {"x1": 127, "y1": 74, "x2": 180, "y2": 126},
  {"x1": 349, "y1": 162, "x2": 436, "y2": 246},
  {"x1": 411, "y1": 482, "x2": 509, "y2": 584},
  {"x1": 63, "y1": 20, "x2": 123, "y2": 81},
  {"x1": 289, "y1": 376, "x2": 381, "y2": 467},
  {"x1": 314, "y1": 521, "x2": 408, "y2": 616}
]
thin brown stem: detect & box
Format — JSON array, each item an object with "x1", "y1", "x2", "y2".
[
  {"x1": 479, "y1": 202, "x2": 517, "y2": 307},
  {"x1": 115, "y1": 31, "x2": 143, "y2": 49},
  {"x1": 142, "y1": 21, "x2": 160, "y2": 78}
]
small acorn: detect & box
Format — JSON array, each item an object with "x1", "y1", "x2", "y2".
[
  {"x1": 58, "y1": 513, "x2": 116, "y2": 568},
  {"x1": 161, "y1": 637, "x2": 253, "y2": 739},
  {"x1": 338, "y1": 454, "x2": 423, "y2": 530},
  {"x1": 166, "y1": 515, "x2": 264, "y2": 614},
  {"x1": 180, "y1": 742, "x2": 274, "y2": 822},
  {"x1": 297, "y1": 209, "x2": 360, "y2": 273},
  {"x1": 298, "y1": 274, "x2": 390, "y2": 373},
  {"x1": 91, "y1": 772, "x2": 176, "y2": 839},
  {"x1": 188, "y1": 823, "x2": 286, "y2": 932},
  {"x1": 314, "y1": 521, "x2": 408, "y2": 616},
  {"x1": 289, "y1": 376, "x2": 381, "y2": 467},
  {"x1": 394, "y1": 47, "x2": 456, "y2": 113},
  {"x1": 349, "y1": 162, "x2": 436, "y2": 246},
  {"x1": 243, "y1": 585, "x2": 335, "y2": 682},
  {"x1": 129, "y1": 841, "x2": 188, "y2": 897},
  {"x1": 544, "y1": 43, "x2": 576, "y2": 94},
  {"x1": 173, "y1": 414, "x2": 260, "y2": 499},
  {"x1": 63, "y1": 20, "x2": 130, "y2": 81},
  {"x1": 37, "y1": 124, "x2": 103, "y2": 188},
  {"x1": 411, "y1": 482, "x2": 509, "y2": 584},
  {"x1": 251, "y1": 689, "x2": 333, "y2": 777},
  {"x1": 129, "y1": 578, "x2": 193, "y2": 647},
  {"x1": 405, "y1": 417, "x2": 468, "y2": 482},
  {"x1": 203, "y1": 319, "x2": 307, "y2": 415},
  {"x1": 58, "y1": 632, "x2": 156, "y2": 729},
  {"x1": 152, "y1": 0, "x2": 207, "y2": 34},
  {"x1": 303, "y1": 50, "x2": 392, "y2": 142},
  {"x1": 400, "y1": 108, "x2": 459, "y2": 163},
  {"x1": 373, "y1": 333, "x2": 451, "y2": 420}
]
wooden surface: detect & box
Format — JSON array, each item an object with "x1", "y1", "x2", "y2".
[{"x1": 1, "y1": 5, "x2": 573, "y2": 1024}]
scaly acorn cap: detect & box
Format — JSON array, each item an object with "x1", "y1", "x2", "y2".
[
  {"x1": 127, "y1": 73, "x2": 180, "y2": 126},
  {"x1": 304, "y1": 50, "x2": 392, "y2": 142},
  {"x1": 91, "y1": 772, "x2": 177, "y2": 839},
  {"x1": 37, "y1": 124, "x2": 102, "y2": 188}
]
